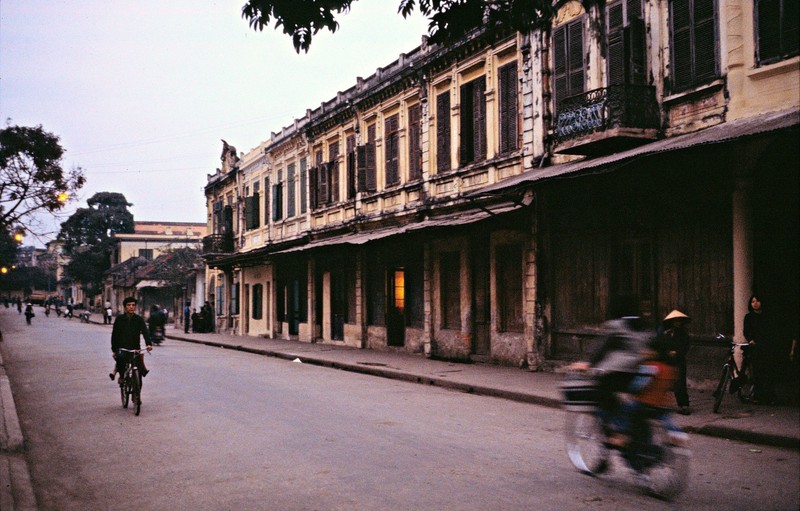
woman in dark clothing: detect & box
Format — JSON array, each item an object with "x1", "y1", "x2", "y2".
[{"x1": 744, "y1": 294, "x2": 779, "y2": 404}]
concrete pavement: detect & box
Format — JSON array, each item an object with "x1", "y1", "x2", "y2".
[{"x1": 1, "y1": 316, "x2": 798, "y2": 510}]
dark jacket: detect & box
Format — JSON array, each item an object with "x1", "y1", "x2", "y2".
[{"x1": 111, "y1": 313, "x2": 151, "y2": 352}]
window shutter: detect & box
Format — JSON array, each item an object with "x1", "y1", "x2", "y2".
[
  {"x1": 693, "y1": 0, "x2": 717, "y2": 83},
  {"x1": 459, "y1": 82, "x2": 473, "y2": 165},
  {"x1": 223, "y1": 205, "x2": 233, "y2": 234},
  {"x1": 318, "y1": 161, "x2": 329, "y2": 206},
  {"x1": 286, "y1": 165, "x2": 295, "y2": 218},
  {"x1": 568, "y1": 19, "x2": 585, "y2": 97},
  {"x1": 356, "y1": 146, "x2": 367, "y2": 192},
  {"x1": 757, "y1": 0, "x2": 783, "y2": 62},
  {"x1": 499, "y1": 62, "x2": 519, "y2": 153},
  {"x1": 347, "y1": 151, "x2": 356, "y2": 199},
  {"x1": 553, "y1": 24, "x2": 568, "y2": 111},
  {"x1": 244, "y1": 196, "x2": 255, "y2": 230},
  {"x1": 299, "y1": 160, "x2": 307, "y2": 213},
  {"x1": 309, "y1": 166, "x2": 318, "y2": 209},
  {"x1": 330, "y1": 161, "x2": 340, "y2": 203},
  {"x1": 385, "y1": 114, "x2": 399, "y2": 186},
  {"x1": 365, "y1": 143, "x2": 377, "y2": 192},
  {"x1": 473, "y1": 76, "x2": 487, "y2": 162},
  {"x1": 408, "y1": 103, "x2": 422, "y2": 180},
  {"x1": 607, "y1": 1, "x2": 626, "y2": 85},
  {"x1": 671, "y1": 0, "x2": 693, "y2": 90},
  {"x1": 436, "y1": 91, "x2": 451, "y2": 172},
  {"x1": 264, "y1": 178, "x2": 270, "y2": 225}
]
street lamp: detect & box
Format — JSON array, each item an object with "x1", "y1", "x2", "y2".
[{"x1": 13, "y1": 226, "x2": 24, "y2": 244}]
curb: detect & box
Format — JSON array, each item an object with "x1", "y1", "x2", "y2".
[{"x1": 0, "y1": 346, "x2": 37, "y2": 510}]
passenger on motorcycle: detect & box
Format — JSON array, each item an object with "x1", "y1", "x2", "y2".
[{"x1": 609, "y1": 337, "x2": 688, "y2": 448}]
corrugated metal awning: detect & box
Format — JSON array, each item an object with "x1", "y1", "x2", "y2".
[
  {"x1": 472, "y1": 107, "x2": 800, "y2": 197},
  {"x1": 273, "y1": 201, "x2": 522, "y2": 255}
]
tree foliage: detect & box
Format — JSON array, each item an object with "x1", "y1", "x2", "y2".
[
  {"x1": 241, "y1": 0, "x2": 558, "y2": 52},
  {"x1": 0, "y1": 124, "x2": 85, "y2": 234},
  {"x1": 58, "y1": 192, "x2": 135, "y2": 295},
  {"x1": 148, "y1": 247, "x2": 204, "y2": 298}
]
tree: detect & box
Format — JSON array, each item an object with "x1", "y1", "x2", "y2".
[
  {"x1": 0, "y1": 124, "x2": 85, "y2": 234},
  {"x1": 241, "y1": 0, "x2": 558, "y2": 53},
  {"x1": 148, "y1": 247, "x2": 204, "y2": 300},
  {"x1": 58, "y1": 192, "x2": 135, "y2": 297}
]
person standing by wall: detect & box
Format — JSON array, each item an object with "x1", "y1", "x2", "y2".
[
  {"x1": 658, "y1": 310, "x2": 692, "y2": 415},
  {"x1": 744, "y1": 294, "x2": 783, "y2": 404}
]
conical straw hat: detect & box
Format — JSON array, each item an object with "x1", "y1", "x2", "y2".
[{"x1": 663, "y1": 310, "x2": 690, "y2": 322}]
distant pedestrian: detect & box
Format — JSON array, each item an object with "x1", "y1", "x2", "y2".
[
  {"x1": 203, "y1": 301, "x2": 214, "y2": 333},
  {"x1": 183, "y1": 302, "x2": 191, "y2": 333}
]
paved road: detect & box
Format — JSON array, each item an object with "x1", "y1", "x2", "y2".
[{"x1": 1, "y1": 310, "x2": 799, "y2": 510}]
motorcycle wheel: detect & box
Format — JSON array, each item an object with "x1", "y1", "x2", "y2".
[
  {"x1": 565, "y1": 412, "x2": 610, "y2": 476},
  {"x1": 638, "y1": 421, "x2": 690, "y2": 501}
]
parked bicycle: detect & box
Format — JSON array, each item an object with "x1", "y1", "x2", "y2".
[
  {"x1": 712, "y1": 334, "x2": 755, "y2": 413},
  {"x1": 562, "y1": 371, "x2": 691, "y2": 500},
  {"x1": 117, "y1": 348, "x2": 146, "y2": 416}
]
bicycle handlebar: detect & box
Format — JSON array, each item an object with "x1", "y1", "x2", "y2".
[{"x1": 117, "y1": 348, "x2": 150, "y2": 354}]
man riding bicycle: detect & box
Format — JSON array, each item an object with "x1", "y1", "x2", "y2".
[{"x1": 110, "y1": 297, "x2": 153, "y2": 382}]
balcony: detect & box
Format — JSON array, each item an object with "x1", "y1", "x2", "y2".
[
  {"x1": 202, "y1": 233, "x2": 234, "y2": 254},
  {"x1": 553, "y1": 85, "x2": 660, "y2": 156}
]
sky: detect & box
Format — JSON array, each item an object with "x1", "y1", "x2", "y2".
[{"x1": 0, "y1": 0, "x2": 430, "y2": 247}]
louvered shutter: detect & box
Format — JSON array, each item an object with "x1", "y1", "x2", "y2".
[
  {"x1": 459, "y1": 82, "x2": 473, "y2": 165},
  {"x1": 356, "y1": 147, "x2": 367, "y2": 192},
  {"x1": 473, "y1": 76, "x2": 487, "y2": 162},
  {"x1": 627, "y1": 18, "x2": 647, "y2": 85},
  {"x1": 693, "y1": 0, "x2": 717, "y2": 83},
  {"x1": 671, "y1": 0, "x2": 693, "y2": 90},
  {"x1": 319, "y1": 162, "x2": 329, "y2": 205},
  {"x1": 568, "y1": 19, "x2": 585, "y2": 97},
  {"x1": 436, "y1": 91, "x2": 451, "y2": 172},
  {"x1": 607, "y1": 1, "x2": 626, "y2": 85},
  {"x1": 330, "y1": 161, "x2": 340, "y2": 203},
  {"x1": 385, "y1": 114, "x2": 399, "y2": 186},
  {"x1": 309, "y1": 166, "x2": 318, "y2": 209},
  {"x1": 244, "y1": 194, "x2": 255, "y2": 230},
  {"x1": 553, "y1": 24, "x2": 568, "y2": 111},
  {"x1": 347, "y1": 151, "x2": 356, "y2": 199},
  {"x1": 365, "y1": 143, "x2": 376, "y2": 192},
  {"x1": 499, "y1": 62, "x2": 519, "y2": 153},
  {"x1": 264, "y1": 178, "x2": 270, "y2": 224},
  {"x1": 408, "y1": 103, "x2": 422, "y2": 180}
]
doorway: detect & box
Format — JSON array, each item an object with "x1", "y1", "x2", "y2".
[{"x1": 386, "y1": 267, "x2": 406, "y2": 346}]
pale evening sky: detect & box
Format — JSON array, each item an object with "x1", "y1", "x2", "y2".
[{"x1": 0, "y1": 0, "x2": 429, "y2": 246}]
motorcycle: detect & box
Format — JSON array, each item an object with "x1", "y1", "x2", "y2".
[
  {"x1": 561, "y1": 372, "x2": 690, "y2": 500},
  {"x1": 150, "y1": 325, "x2": 164, "y2": 345}
]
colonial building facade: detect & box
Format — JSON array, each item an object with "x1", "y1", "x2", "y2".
[{"x1": 204, "y1": 0, "x2": 798, "y2": 378}]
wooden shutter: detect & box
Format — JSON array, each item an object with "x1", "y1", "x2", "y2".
[
  {"x1": 356, "y1": 146, "x2": 367, "y2": 192},
  {"x1": 568, "y1": 19, "x2": 585, "y2": 97},
  {"x1": 286, "y1": 165, "x2": 295, "y2": 218},
  {"x1": 436, "y1": 91, "x2": 451, "y2": 172},
  {"x1": 553, "y1": 23, "x2": 569, "y2": 110},
  {"x1": 472, "y1": 76, "x2": 487, "y2": 162},
  {"x1": 385, "y1": 114, "x2": 399, "y2": 186},
  {"x1": 264, "y1": 178, "x2": 270, "y2": 224},
  {"x1": 318, "y1": 162, "x2": 329, "y2": 206},
  {"x1": 499, "y1": 62, "x2": 519, "y2": 153},
  {"x1": 459, "y1": 82, "x2": 474, "y2": 165},
  {"x1": 309, "y1": 166, "x2": 318, "y2": 210},
  {"x1": 693, "y1": 0, "x2": 717, "y2": 83},
  {"x1": 607, "y1": 1, "x2": 626, "y2": 85},
  {"x1": 347, "y1": 151, "x2": 356, "y2": 199},
  {"x1": 671, "y1": 0, "x2": 717, "y2": 91},
  {"x1": 408, "y1": 103, "x2": 422, "y2": 180},
  {"x1": 366, "y1": 124, "x2": 377, "y2": 192},
  {"x1": 244, "y1": 196, "x2": 255, "y2": 230}
]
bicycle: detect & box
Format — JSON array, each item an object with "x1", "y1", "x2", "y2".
[
  {"x1": 562, "y1": 372, "x2": 690, "y2": 500},
  {"x1": 117, "y1": 348, "x2": 146, "y2": 416},
  {"x1": 712, "y1": 334, "x2": 755, "y2": 413}
]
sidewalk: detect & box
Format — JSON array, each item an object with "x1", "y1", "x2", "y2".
[{"x1": 164, "y1": 327, "x2": 800, "y2": 450}]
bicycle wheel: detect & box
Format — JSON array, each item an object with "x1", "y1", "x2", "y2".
[
  {"x1": 565, "y1": 412, "x2": 610, "y2": 475},
  {"x1": 120, "y1": 371, "x2": 130, "y2": 409},
  {"x1": 641, "y1": 422, "x2": 690, "y2": 501},
  {"x1": 712, "y1": 364, "x2": 731, "y2": 413},
  {"x1": 737, "y1": 363, "x2": 755, "y2": 403},
  {"x1": 131, "y1": 370, "x2": 142, "y2": 416}
]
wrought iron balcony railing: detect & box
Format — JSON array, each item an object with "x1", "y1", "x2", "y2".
[
  {"x1": 554, "y1": 84, "x2": 660, "y2": 145},
  {"x1": 202, "y1": 233, "x2": 234, "y2": 254}
]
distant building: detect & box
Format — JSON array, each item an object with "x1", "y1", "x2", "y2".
[{"x1": 111, "y1": 221, "x2": 207, "y2": 265}]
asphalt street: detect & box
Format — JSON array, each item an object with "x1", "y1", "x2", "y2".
[{"x1": 1, "y1": 309, "x2": 799, "y2": 510}]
